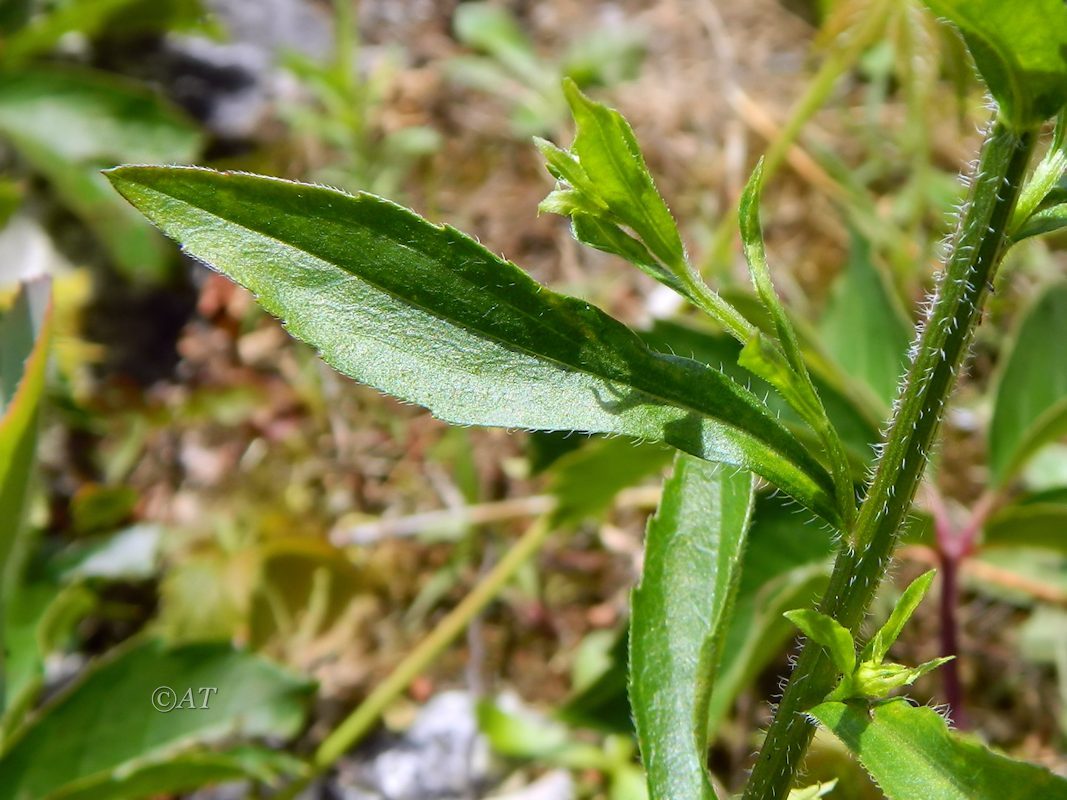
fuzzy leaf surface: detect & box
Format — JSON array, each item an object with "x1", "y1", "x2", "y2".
[
  {"x1": 107, "y1": 166, "x2": 840, "y2": 523},
  {"x1": 784, "y1": 609, "x2": 855, "y2": 675},
  {"x1": 630, "y1": 456, "x2": 755, "y2": 800},
  {"x1": 811, "y1": 700, "x2": 1067, "y2": 800}
]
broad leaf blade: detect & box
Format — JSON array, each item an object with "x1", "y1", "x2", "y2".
[
  {"x1": 921, "y1": 0, "x2": 1067, "y2": 129},
  {"x1": 990, "y1": 282, "x2": 1067, "y2": 485},
  {"x1": 642, "y1": 319, "x2": 880, "y2": 465},
  {"x1": 811, "y1": 700, "x2": 1067, "y2": 800},
  {"x1": 107, "y1": 166, "x2": 840, "y2": 524},
  {"x1": 630, "y1": 455, "x2": 756, "y2": 800},
  {"x1": 0, "y1": 639, "x2": 312, "y2": 799}
]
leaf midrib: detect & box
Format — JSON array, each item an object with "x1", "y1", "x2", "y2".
[{"x1": 151, "y1": 177, "x2": 815, "y2": 471}]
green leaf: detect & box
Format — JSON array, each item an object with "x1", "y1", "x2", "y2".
[
  {"x1": 845, "y1": 657, "x2": 954, "y2": 702},
  {"x1": 630, "y1": 456, "x2": 756, "y2": 800},
  {"x1": 0, "y1": 69, "x2": 202, "y2": 165},
  {"x1": 1, "y1": 0, "x2": 139, "y2": 65},
  {"x1": 784, "y1": 609, "x2": 856, "y2": 675},
  {"x1": 548, "y1": 438, "x2": 671, "y2": 525},
  {"x1": 570, "y1": 213, "x2": 682, "y2": 294},
  {"x1": 2, "y1": 582, "x2": 95, "y2": 736},
  {"x1": 820, "y1": 232, "x2": 911, "y2": 409},
  {"x1": 738, "y1": 162, "x2": 809, "y2": 382},
  {"x1": 106, "y1": 166, "x2": 841, "y2": 524},
  {"x1": 539, "y1": 89, "x2": 752, "y2": 343},
  {"x1": 1010, "y1": 111, "x2": 1067, "y2": 239},
  {"x1": 560, "y1": 79, "x2": 687, "y2": 273},
  {"x1": 738, "y1": 163, "x2": 852, "y2": 523},
  {"x1": 0, "y1": 280, "x2": 51, "y2": 601},
  {"x1": 810, "y1": 700, "x2": 1067, "y2": 800},
  {"x1": 862, "y1": 570, "x2": 936, "y2": 663},
  {"x1": 642, "y1": 319, "x2": 880, "y2": 465},
  {"x1": 0, "y1": 69, "x2": 201, "y2": 280},
  {"x1": 983, "y1": 499, "x2": 1067, "y2": 553},
  {"x1": 47, "y1": 746, "x2": 305, "y2": 800},
  {"x1": 0, "y1": 638, "x2": 312, "y2": 800},
  {"x1": 990, "y1": 282, "x2": 1067, "y2": 485},
  {"x1": 1012, "y1": 203, "x2": 1067, "y2": 242},
  {"x1": 920, "y1": 0, "x2": 1067, "y2": 130},
  {"x1": 706, "y1": 496, "x2": 834, "y2": 738}
]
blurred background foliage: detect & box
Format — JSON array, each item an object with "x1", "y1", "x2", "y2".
[{"x1": 1, "y1": 0, "x2": 1066, "y2": 798}]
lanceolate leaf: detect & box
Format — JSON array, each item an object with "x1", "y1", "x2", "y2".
[
  {"x1": 989, "y1": 282, "x2": 1067, "y2": 486},
  {"x1": 107, "y1": 166, "x2": 840, "y2": 524},
  {"x1": 0, "y1": 639, "x2": 312, "y2": 800},
  {"x1": 811, "y1": 700, "x2": 1067, "y2": 800},
  {"x1": 921, "y1": 0, "x2": 1067, "y2": 130},
  {"x1": 862, "y1": 570, "x2": 936, "y2": 663},
  {"x1": 630, "y1": 456, "x2": 756, "y2": 800}
]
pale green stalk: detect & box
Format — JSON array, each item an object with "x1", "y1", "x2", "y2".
[{"x1": 279, "y1": 515, "x2": 554, "y2": 797}]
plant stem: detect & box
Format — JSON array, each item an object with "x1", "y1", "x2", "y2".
[
  {"x1": 280, "y1": 515, "x2": 554, "y2": 798},
  {"x1": 937, "y1": 547, "x2": 967, "y2": 728},
  {"x1": 928, "y1": 485, "x2": 968, "y2": 726},
  {"x1": 741, "y1": 118, "x2": 1036, "y2": 800}
]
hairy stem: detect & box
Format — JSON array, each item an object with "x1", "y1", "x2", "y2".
[{"x1": 742, "y1": 118, "x2": 1036, "y2": 800}]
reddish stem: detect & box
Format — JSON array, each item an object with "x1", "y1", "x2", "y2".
[
  {"x1": 927, "y1": 488, "x2": 999, "y2": 728},
  {"x1": 937, "y1": 548, "x2": 968, "y2": 728}
]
